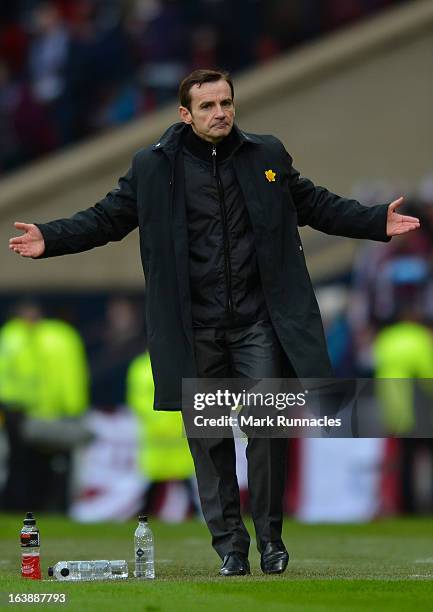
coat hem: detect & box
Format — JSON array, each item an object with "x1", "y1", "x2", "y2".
[{"x1": 153, "y1": 402, "x2": 182, "y2": 411}]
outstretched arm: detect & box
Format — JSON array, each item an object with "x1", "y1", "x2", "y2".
[
  {"x1": 9, "y1": 158, "x2": 139, "y2": 259},
  {"x1": 287, "y1": 158, "x2": 419, "y2": 241}
]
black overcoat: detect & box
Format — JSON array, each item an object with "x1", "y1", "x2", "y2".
[{"x1": 37, "y1": 122, "x2": 390, "y2": 410}]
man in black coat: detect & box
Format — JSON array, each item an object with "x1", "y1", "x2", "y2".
[{"x1": 10, "y1": 69, "x2": 419, "y2": 576}]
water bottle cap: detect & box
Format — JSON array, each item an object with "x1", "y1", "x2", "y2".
[
  {"x1": 48, "y1": 567, "x2": 53, "y2": 577},
  {"x1": 23, "y1": 512, "x2": 36, "y2": 526},
  {"x1": 138, "y1": 515, "x2": 148, "y2": 522}
]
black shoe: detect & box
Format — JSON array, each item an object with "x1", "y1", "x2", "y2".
[
  {"x1": 219, "y1": 552, "x2": 251, "y2": 576},
  {"x1": 260, "y1": 542, "x2": 289, "y2": 574}
]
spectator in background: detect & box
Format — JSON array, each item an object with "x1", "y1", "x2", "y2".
[
  {"x1": 315, "y1": 285, "x2": 356, "y2": 376},
  {"x1": 189, "y1": 24, "x2": 219, "y2": 72},
  {"x1": 349, "y1": 185, "x2": 433, "y2": 375},
  {"x1": 28, "y1": 1, "x2": 69, "y2": 141},
  {"x1": 127, "y1": 352, "x2": 199, "y2": 521},
  {"x1": 374, "y1": 273, "x2": 433, "y2": 513},
  {"x1": 259, "y1": 0, "x2": 302, "y2": 50},
  {"x1": 0, "y1": 57, "x2": 58, "y2": 167},
  {"x1": 0, "y1": 61, "x2": 21, "y2": 171},
  {"x1": 89, "y1": 296, "x2": 146, "y2": 408},
  {"x1": 62, "y1": 0, "x2": 133, "y2": 142},
  {"x1": 0, "y1": 7, "x2": 28, "y2": 77},
  {"x1": 0, "y1": 301, "x2": 90, "y2": 512},
  {"x1": 134, "y1": 0, "x2": 189, "y2": 106},
  {"x1": 13, "y1": 79, "x2": 59, "y2": 161}
]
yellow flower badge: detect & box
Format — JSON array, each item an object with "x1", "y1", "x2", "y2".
[{"x1": 265, "y1": 169, "x2": 276, "y2": 182}]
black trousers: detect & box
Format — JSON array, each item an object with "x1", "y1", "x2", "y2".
[{"x1": 184, "y1": 320, "x2": 288, "y2": 559}]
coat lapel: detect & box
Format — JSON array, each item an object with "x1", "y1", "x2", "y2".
[{"x1": 232, "y1": 146, "x2": 268, "y2": 234}]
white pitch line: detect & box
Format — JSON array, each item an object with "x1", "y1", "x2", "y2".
[{"x1": 409, "y1": 574, "x2": 433, "y2": 579}]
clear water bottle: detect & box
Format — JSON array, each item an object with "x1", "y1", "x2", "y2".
[
  {"x1": 134, "y1": 515, "x2": 155, "y2": 579},
  {"x1": 48, "y1": 560, "x2": 128, "y2": 581},
  {"x1": 20, "y1": 512, "x2": 41, "y2": 580}
]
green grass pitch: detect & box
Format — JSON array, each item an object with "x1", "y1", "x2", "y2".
[{"x1": 1, "y1": 515, "x2": 433, "y2": 611}]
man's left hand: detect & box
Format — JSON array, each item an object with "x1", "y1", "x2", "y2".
[{"x1": 386, "y1": 196, "x2": 420, "y2": 236}]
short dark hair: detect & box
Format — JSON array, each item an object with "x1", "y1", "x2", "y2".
[{"x1": 179, "y1": 69, "x2": 234, "y2": 110}]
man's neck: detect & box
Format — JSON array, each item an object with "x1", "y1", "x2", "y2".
[
  {"x1": 183, "y1": 125, "x2": 239, "y2": 162},
  {"x1": 190, "y1": 124, "x2": 228, "y2": 145}
]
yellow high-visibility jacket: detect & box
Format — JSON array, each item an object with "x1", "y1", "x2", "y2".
[
  {"x1": 126, "y1": 352, "x2": 194, "y2": 481},
  {"x1": 0, "y1": 318, "x2": 88, "y2": 419},
  {"x1": 374, "y1": 321, "x2": 433, "y2": 433}
]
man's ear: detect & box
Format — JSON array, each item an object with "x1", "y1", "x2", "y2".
[{"x1": 179, "y1": 105, "x2": 192, "y2": 125}]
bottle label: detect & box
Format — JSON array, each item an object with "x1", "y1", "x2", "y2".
[
  {"x1": 136, "y1": 548, "x2": 144, "y2": 558},
  {"x1": 21, "y1": 554, "x2": 41, "y2": 579},
  {"x1": 20, "y1": 532, "x2": 40, "y2": 547}
]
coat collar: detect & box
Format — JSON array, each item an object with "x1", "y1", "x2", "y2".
[{"x1": 151, "y1": 122, "x2": 261, "y2": 158}]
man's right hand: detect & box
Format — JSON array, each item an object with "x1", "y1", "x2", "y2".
[{"x1": 9, "y1": 222, "x2": 45, "y2": 258}]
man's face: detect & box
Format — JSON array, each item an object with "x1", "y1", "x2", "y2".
[{"x1": 179, "y1": 79, "x2": 235, "y2": 144}]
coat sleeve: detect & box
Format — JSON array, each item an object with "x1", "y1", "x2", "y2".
[
  {"x1": 35, "y1": 155, "x2": 139, "y2": 258},
  {"x1": 284, "y1": 150, "x2": 391, "y2": 242}
]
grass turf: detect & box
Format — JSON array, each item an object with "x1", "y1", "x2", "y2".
[{"x1": 1, "y1": 515, "x2": 432, "y2": 611}]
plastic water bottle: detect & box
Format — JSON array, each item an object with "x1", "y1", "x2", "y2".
[
  {"x1": 48, "y1": 560, "x2": 128, "y2": 581},
  {"x1": 20, "y1": 512, "x2": 41, "y2": 580},
  {"x1": 134, "y1": 515, "x2": 155, "y2": 579}
]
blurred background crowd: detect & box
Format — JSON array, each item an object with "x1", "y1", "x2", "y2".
[
  {"x1": 0, "y1": 0, "x2": 406, "y2": 175},
  {"x1": 1, "y1": 0, "x2": 432, "y2": 524}
]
